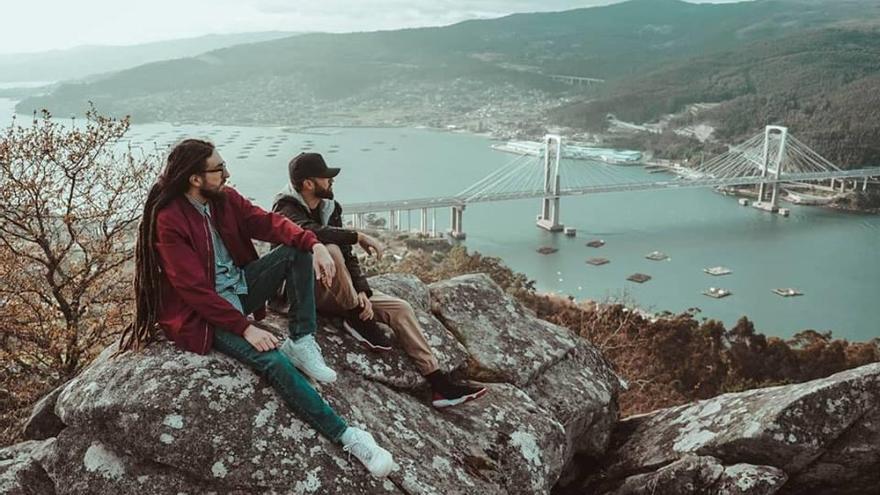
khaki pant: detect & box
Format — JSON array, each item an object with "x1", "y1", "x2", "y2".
[{"x1": 316, "y1": 245, "x2": 440, "y2": 375}]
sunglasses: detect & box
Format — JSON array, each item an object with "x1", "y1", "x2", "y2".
[{"x1": 201, "y1": 163, "x2": 227, "y2": 174}]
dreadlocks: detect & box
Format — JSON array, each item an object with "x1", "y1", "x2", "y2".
[{"x1": 117, "y1": 139, "x2": 215, "y2": 353}]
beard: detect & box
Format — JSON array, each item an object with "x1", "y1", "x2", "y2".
[
  {"x1": 314, "y1": 182, "x2": 334, "y2": 200},
  {"x1": 201, "y1": 182, "x2": 227, "y2": 201}
]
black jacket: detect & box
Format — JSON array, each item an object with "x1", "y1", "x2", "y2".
[{"x1": 272, "y1": 186, "x2": 372, "y2": 297}]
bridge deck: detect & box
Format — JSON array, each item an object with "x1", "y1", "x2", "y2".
[{"x1": 344, "y1": 168, "x2": 880, "y2": 214}]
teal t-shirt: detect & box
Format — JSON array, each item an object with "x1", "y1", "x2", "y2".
[{"x1": 187, "y1": 196, "x2": 249, "y2": 314}]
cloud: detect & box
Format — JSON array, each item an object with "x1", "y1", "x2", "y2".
[
  {"x1": 250, "y1": 0, "x2": 619, "y2": 29},
  {"x1": 218, "y1": 0, "x2": 625, "y2": 37},
  {"x1": 1, "y1": 0, "x2": 749, "y2": 54}
]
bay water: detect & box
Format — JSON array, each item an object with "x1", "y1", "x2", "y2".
[{"x1": 3, "y1": 98, "x2": 877, "y2": 342}]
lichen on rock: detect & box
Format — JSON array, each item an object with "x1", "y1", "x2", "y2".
[{"x1": 5, "y1": 273, "x2": 621, "y2": 495}]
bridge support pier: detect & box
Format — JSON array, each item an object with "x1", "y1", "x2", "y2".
[
  {"x1": 537, "y1": 134, "x2": 565, "y2": 232},
  {"x1": 419, "y1": 208, "x2": 429, "y2": 235},
  {"x1": 448, "y1": 205, "x2": 466, "y2": 240},
  {"x1": 388, "y1": 210, "x2": 397, "y2": 231}
]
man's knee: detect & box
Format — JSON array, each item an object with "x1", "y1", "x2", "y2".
[
  {"x1": 276, "y1": 244, "x2": 298, "y2": 258},
  {"x1": 385, "y1": 297, "x2": 416, "y2": 320},
  {"x1": 279, "y1": 245, "x2": 312, "y2": 267},
  {"x1": 401, "y1": 299, "x2": 415, "y2": 315}
]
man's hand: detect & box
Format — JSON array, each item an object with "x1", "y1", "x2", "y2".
[
  {"x1": 357, "y1": 232, "x2": 384, "y2": 260},
  {"x1": 356, "y1": 292, "x2": 374, "y2": 321},
  {"x1": 243, "y1": 324, "x2": 280, "y2": 352},
  {"x1": 312, "y1": 243, "x2": 336, "y2": 288}
]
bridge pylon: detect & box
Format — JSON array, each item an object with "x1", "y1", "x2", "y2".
[
  {"x1": 537, "y1": 134, "x2": 564, "y2": 232},
  {"x1": 756, "y1": 125, "x2": 789, "y2": 210}
]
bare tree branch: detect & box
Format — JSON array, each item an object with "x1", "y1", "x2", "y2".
[{"x1": 0, "y1": 108, "x2": 158, "y2": 381}]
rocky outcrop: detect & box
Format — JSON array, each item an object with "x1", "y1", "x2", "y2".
[
  {"x1": 605, "y1": 455, "x2": 787, "y2": 495},
  {"x1": 566, "y1": 363, "x2": 880, "y2": 495},
  {"x1": 3, "y1": 273, "x2": 622, "y2": 495},
  {"x1": 430, "y1": 274, "x2": 593, "y2": 387},
  {"x1": 784, "y1": 405, "x2": 879, "y2": 494},
  {"x1": 429, "y1": 274, "x2": 624, "y2": 461},
  {"x1": 0, "y1": 439, "x2": 56, "y2": 495},
  {"x1": 22, "y1": 386, "x2": 65, "y2": 441},
  {"x1": 7, "y1": 271, "x2": 877, "y2": 494}
]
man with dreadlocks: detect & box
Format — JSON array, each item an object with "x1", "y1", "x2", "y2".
[{"x1": 120, "y1": 139, "x2": 394, "y2": 478}]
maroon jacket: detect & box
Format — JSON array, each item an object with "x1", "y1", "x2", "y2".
[{"x1": 155, "y1": 187, "x2": 318, "y2": 354}]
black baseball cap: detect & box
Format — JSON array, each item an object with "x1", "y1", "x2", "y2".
[{"x1": 289, "y1": 152, "x2": 341, "y2": 183}]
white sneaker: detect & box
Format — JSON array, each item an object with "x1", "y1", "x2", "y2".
[
  {"x1": 280, "y1": 335, "x2": 337, "y2": 383},
  {"x1": 342, "y1": 428, "x2": 394, "y2": 478}
]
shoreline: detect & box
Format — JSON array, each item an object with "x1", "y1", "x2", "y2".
[{"x1": 5, "y1": 97, "x2": 878, "y2": 216}]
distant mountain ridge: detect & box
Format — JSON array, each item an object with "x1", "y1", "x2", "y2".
[
  {"x1": 15, "y1": 0, "x2": 880, "y2": 165},
  {"x1": 0, "y1": 31, "x2": 299, "y2": 84}
]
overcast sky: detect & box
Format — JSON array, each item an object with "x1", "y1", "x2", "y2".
[{"x1": 1, "y1": 0, "x2": 750, "y2": 55}]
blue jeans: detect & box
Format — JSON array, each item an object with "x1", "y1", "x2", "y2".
[
  {"x1": 241, "y1": 244, "x2": 316, "y2": 339},
  {"x1": 212, "y1": 245, "x2": 347, "y2": 441}
]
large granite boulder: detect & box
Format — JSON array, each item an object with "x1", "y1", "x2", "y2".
[
  {"x1": 783, "y1": 405, "x2": 880, "y2": 494},
  {"x1": 0, "y1": 439, "x2": 56, "y2": 495},
  {"x1": 38, "y1": 430, "x2": 239, "y2": 494},
  {"x1": 429, "y1": 273, "x2": 582, "y2": 386},
  {"x1": 569, "y1": 363, "x2": 880, "y2": 494},
  {"x1": 10, "y1": 273, "x2": 621, "y2": 495},
  {"x1": 606, "y1": 455, "x2": 787, "y2": 495},
  {"x1": 430, "y1": 273, "x2": 625, "y2": 462}
]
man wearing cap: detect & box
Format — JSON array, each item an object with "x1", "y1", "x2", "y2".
[{"x1": 273, "y1": 152, "x2": 487, "y2": 408}]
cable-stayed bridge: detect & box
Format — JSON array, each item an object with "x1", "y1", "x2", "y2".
[{"x1": 345, "y1": 126, "x2": 880, "y2": 238}]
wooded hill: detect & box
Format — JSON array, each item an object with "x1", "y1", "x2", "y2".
[
  {"x1": 557, "y1": 27, "x2": 880, "y2": 167},
  {"x1": 17, "y1": 0, "x2": 880, "y2": 165}
]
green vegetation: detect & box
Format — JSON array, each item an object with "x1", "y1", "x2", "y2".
[{"x1": 557, "y1": 27, "x2": 880, "y2": 167}]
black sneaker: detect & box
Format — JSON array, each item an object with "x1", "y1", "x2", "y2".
[
  {"x1": 343, "y1": 317, "x2": 393, "y2": 352},
  {"x1": 431, "y1": 382, "x2": 488, "y2": 409}
]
